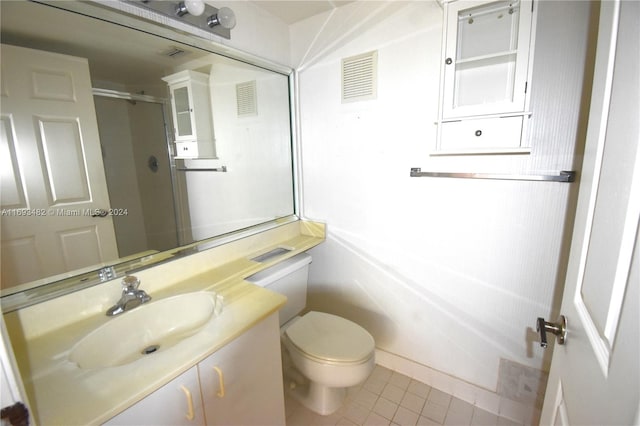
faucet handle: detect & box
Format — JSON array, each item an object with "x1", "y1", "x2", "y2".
[{"x1": 122, "y1": 276, "x2": 140, "y2": 291}]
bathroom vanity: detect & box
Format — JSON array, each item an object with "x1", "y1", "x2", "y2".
[
  {"x1": 104, "y1": 313, "x2": 283, "y2": 425},
  {"x1": 3, "y1": 220, "x2": 325, "y2": 425}
]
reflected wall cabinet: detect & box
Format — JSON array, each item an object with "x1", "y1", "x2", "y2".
[
  {"x1": 436, "y1": 0, "x2": 535, "y2": 153},
  {"x1": 163, "y1": 70, "x2": 216, "y2": 159}
]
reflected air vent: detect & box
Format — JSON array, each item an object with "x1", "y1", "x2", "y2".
[
  {"x1": 160, "y1": 46, "x2": 189, "y2": 58},
  {"x1": 341, "y1": 50, "x2": 378, "y2": 103},
  {"x1": 236, "y1": 80, "x2": 257, "y2": 117}
]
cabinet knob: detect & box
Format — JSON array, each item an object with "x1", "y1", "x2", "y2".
[
  {"x1": 445, "y1": 58, "x2": 453, "y2": 65},
  {"x1": 475, "y1": 130, "x2": 482, "y2": 137}
]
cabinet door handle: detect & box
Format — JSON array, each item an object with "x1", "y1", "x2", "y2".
[
  {"x1": 179, "y1": 385, "x2": 195, "y2": 421},
  {"x1": 213, "y1": 366, "x2": 225, "y2": 398}
]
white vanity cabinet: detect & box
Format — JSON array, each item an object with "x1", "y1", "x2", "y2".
[
  {"x1": 199, "y1": 313, "x2": 285, "y2": 425},
  {"x1": 436, "y1": 0, "x2": 535, "y2": 152},
  {"x1": 162, "y1": 70, "x2": 216, "y2": 159},
  {"x1": 103, "y1": 313, "x2": 285, "y2": 426},
  {"x1": 103, "y1": 366, "x2": 205, "y2": 426}
]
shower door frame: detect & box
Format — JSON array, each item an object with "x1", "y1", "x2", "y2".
[{"x1": 92, "y1": 88, "x2": 191, "y2": 248}]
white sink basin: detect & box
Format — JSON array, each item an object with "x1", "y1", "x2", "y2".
[{"x1": 69, "y1": 292, "x2": 217, "y2": 369}]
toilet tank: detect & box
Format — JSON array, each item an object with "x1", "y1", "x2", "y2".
[{"x1": 246, "y1": 253, "x2": 311, "y2": 326}]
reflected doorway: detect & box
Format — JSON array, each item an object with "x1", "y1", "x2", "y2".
[{"x1": 94, "y1": 94, "x2": 181, "y2": 257}]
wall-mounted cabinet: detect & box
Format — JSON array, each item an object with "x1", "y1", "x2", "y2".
[
  {"x1": 163, "y1": 70, "x2": 216, "y2": 159},
  {"x1": 436, "y1": 0, "x2": 535, "y2": 154}
]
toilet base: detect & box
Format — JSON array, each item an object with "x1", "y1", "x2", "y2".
[{"x1": 290, "y1": 381, "x2": 346, "y2": 416}]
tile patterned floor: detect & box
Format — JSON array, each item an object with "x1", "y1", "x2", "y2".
[{"x1": 285, "y1": 365, "x2": 528, "y2": 426}]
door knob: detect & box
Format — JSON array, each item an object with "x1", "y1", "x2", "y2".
[{"x1": 536, "y1": 315, "x2": 567, "y2": 347}]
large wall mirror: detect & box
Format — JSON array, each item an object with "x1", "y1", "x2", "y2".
[{"x1": 0, "y1": 0, "x2": 296, "y2": 309}]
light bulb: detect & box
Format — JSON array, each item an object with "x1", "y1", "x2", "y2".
[
  {"x1": 184, "y1": 0, "x2": 205, "y2": 16},
  {"x1": 175, "y1": 0, "x2": 205, "y2": 17},
  {"x1": 207, "y1": 7, "x2": 236, "y2": 30}
]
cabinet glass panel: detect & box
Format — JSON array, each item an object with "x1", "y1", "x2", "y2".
[
  {"x1": 456, "y1": 55, "x2": 516, "y2": 106},
  {"x1": 453, "y1": 0, "x2": 520, "y2": 108},
  {"x1": 174, "y1": 86, "x2": 192, "y2": 136},
  {"x1": 457, "y1": 1, "x2": 519, "y2": 60}
]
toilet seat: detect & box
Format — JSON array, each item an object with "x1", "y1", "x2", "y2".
[{"x1": 285, "y1": 311, "x2": 375, "y2": 364}]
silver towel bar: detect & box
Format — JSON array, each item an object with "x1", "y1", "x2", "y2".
[
  {"x1": 176, "y1": 166, "x2": 227, "y2": 172},
  {"x1": 410, "y1": 168, "x2": 576, "y2": 182}
]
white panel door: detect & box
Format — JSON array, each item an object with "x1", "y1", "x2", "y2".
[
  {"x1": 0, "y1": 44, "x2": 118, "y2": 289},
  {"x1": 539, "y1": 1, "x2": 639, "y2": 424}
]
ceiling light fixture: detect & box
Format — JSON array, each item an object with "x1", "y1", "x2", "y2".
[{"x1": 130, "y1": 1, "x2": 235, "y2": 39}]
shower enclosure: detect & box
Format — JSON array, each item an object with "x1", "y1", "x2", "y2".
[{"x1": 93, "y1": 91, "x2": 184, "y2": 258}]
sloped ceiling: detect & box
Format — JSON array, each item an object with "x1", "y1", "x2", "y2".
[
  {"x1": 0, "y1": 1, "x2": 357, "y2": 86},
  {"x1": 249, "y1": 1, "x2": 355, "y2": 24}
]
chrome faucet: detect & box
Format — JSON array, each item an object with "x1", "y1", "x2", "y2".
[{"x1": 106, "y1": 276, "x2": 151, "y2": 316}]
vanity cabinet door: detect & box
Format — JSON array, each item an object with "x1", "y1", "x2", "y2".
[
  {"x1": 198, "y1": 313, "x2": 286, "y2": 426},
  {"x1": 103, "y1": 366, "x2": 205, "y2": 426}
]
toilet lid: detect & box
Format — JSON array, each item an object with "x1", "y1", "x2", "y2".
[{"x1": 285, "y1": 311, "x2": 375, "y2": 363}]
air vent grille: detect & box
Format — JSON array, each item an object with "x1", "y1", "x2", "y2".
[
  {"x1": 342, "y1": 50, "x2": 378, "y2": 103},
  {"x1": 160, "y1": 46, "x2": 189, "y2": 58},
  {"x1": 236, "y1": 80, "x2": 257, "y2": 116}
]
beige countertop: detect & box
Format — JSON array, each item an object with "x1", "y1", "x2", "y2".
[{"x1": 4, "y1": 220, "x2": 325, "y2": 425}]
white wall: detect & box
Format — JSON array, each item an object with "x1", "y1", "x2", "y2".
[
  {"x1": 293, "y1": 1, "x2": 594, "y2": 391},
  {"x1": 153, "y1": 2, "x2": 295, "y2": 241},
  {"x1": 207, "y1": 1, "x2": 292, "y2": 66},
  {"x1": 183, "y1": 62, "x2": 294, "y2": 240}
]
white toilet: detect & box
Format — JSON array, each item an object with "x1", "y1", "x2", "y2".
[{"x1": 246, "y1": 253, "x2": 375, "y2": 415}]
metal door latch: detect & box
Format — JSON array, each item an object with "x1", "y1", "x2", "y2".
[{"x1": 536, "y1": 315, "x2": 567, "y2": 347}]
